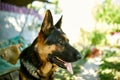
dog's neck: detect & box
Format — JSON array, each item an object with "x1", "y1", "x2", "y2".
[{"x1": 37, "y1": 61, "x2": 58, "y2": 80}]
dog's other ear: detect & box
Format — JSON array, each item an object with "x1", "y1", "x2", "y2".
[
  {"x1": 55, "y1": 15, "x2": 63, "y2": 29},
  {"x1": 41, "y1": 10, "x2": 53, "y2": 36}
]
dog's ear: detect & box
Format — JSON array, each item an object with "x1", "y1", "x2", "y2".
[
  {"x1": 55, "y1": 15, "x2": 63, "y2": 29},
  {"x1": 41, "y1": 10, "x2": 53, "y2": 36}
]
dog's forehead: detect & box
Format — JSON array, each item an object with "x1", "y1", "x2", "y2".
[
  {"x1": 55, "y1": 30, "x2": 68, "y2": 40},
  {"x1": 53, "y1": 28, "x2": 65, "y2": 36}
]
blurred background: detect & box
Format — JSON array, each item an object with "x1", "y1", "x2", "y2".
[{"x1": 0, "y1": 0, "x2": 120, "y2": 80}]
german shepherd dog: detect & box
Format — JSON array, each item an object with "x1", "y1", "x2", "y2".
[{"x1": 19, "y1": 10, "x2": 81, "y2": 80}]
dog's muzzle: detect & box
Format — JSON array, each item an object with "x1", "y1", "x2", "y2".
[{"x1": 48, "y1": 52, "x2": 81, "y2": 74}]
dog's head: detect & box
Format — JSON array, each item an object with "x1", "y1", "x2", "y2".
[{"x1": 36, "y1": 10, "x2": 81, "y2": 74}]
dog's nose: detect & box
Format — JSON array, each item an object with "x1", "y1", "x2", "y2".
[{"x1": 76, "y1": 54, "x2": 81, "y2": 60}]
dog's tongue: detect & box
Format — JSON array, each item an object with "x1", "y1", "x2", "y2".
[{"x1": 64, "y1": 63, "x2": 73, "y2": 74}]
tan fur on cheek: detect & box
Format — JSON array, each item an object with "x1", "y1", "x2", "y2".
[
  {"x1": 36, "y1": 45, "x2": 59, "y2": 77},
  {"x1": 39, "y1": 45, "x2": 56, "y2": 60}
]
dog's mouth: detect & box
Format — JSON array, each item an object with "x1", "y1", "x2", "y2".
[
  {"x1": 48, "y1": 55, "x2": 73, "y2": 74},
  {"x1": 56, "y1": 57, "x2": 73, "y2": 74}
]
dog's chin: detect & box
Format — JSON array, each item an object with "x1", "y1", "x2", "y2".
[{"x1": 48, "y1": 55, "x2": 73, "y2": 74}]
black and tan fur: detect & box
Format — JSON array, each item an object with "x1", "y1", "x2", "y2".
[{"x1": 19, "y1": 10, "x2": 81, "y2": 80}]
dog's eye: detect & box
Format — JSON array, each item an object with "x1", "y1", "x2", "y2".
[
  {"x1": 58, "y1": 39, "x2": 63, "y2": 44},
  {"x1": 58, "y1": 39, "x2": 66, "y2": 46}
]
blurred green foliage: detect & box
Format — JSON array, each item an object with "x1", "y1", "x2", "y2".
[
  {"x1": 95, "y1": 0, "x2": 120, "y2": 24},
  {"x1": 79, "y1": 28, "x2": 107, "y2": 47},
  {"x1": 98, "y1": 49, "x2": 120, "y2": 80},
  {"x1": 89, "y1": 30, "x2": 106, "y2": 46},
  {"x1": 28, "y1": 0, "x2": 61, "y2": 14}
]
